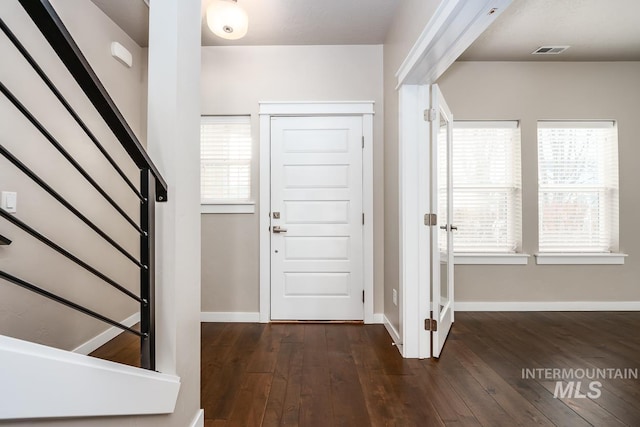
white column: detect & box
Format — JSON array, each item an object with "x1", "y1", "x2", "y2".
[{"x1": 147, "y1": 0, "x2": 202, "y2": 421}]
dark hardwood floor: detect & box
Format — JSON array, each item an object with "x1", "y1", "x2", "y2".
[{"x1": 91, "y1": 312, "x2": 640, "y2": 426}]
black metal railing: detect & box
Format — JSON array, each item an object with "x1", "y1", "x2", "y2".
[
  {"x1": 0, "y1": 234, "x2": 11, "y2": 246},
  {"x1": 0, "y1": 0, "x2": 166, "y2": 370}
]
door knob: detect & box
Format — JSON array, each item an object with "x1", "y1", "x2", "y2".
[{"x1": 272, "y1": 226, "x2": 287, "y2": 233}]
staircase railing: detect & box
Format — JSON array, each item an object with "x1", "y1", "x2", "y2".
[{"x1": 0, "y1": 0, "x2": 166, "y2": 370}]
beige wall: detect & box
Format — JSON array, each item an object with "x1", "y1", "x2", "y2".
[
  {"x1": 438, "y1": 61, "x2": 640, "y2": 303},
  {"x1": 0, "y1": 0, "x2": 146, "y2": 350},
  {"x1": 200, "y1": 45, "x2": 385, "y2": 315},
  {"x1": 382, "y1": 0, "x2": 443, "y2": 332}
]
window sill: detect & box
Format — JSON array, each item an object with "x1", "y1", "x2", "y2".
[
  {"x1": 201, "y1": 202, "x2": 255, "y2": 214},
  {"x1": 453, "y1": 253, "x2": 530, "y2": 265},
  {"x1": 535, "y1": 253, "x2": 627, "y2": 265}
]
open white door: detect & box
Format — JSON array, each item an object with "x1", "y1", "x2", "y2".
[{"x1": 429, "y1": 84, "x2": 454, "y2": 358}]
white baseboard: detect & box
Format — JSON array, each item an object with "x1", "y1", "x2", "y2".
[
  {"x1": 73, "y1": 312, "x2": 140, "y2": 355},
  {"x1": 190, "y1": 409, "x2": 204, "y2": 427},
  {"x1": 382, "y1": 314, "x2": 401, "y2": 345},
  {"x1": 372, "y1": 313, "x2": 384, "y2": 324},
  {"x1": 201, "y1": 312, "x2": 384, "y2": 323},
  {"x1": 456, "y1": 301, "x2": 640, "y2": 312},
  {"x1": 200, "y1": 311, "x2": 260, "y2": 322}
]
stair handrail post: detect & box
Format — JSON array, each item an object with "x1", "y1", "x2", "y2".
[{"x1": 140, "y1": 168, "x2": 156, "y2": 370}]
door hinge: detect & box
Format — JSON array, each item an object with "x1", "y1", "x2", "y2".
[
  {"x1": 362, "y1": 135, "x2": 365, "y2": 149},
  {"x1": 362, "y1": 290, "x2": 365, "y2": 303},
  {"x1": 362, "y1": 213, "x2": 365, "y2": 225},
  {"x1": 425, "y1": 318, "x2": 438, "y2": 331},
  {"x1": 424, "y1": 213, "x2": 437, "y2": 226},
  {"x1": 424, "y1": 108, "x2": 436, "y2": 122}
]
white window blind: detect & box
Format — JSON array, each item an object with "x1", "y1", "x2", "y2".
[
  {"x1": 200, "y1": 116, "x2": 252, "y2": 203},
  {"x1": 439, "y1": 121, "x2": 522, "y2": 253},
  {"x1": 538, "y1": 121, "x2": 619, "y2": 253}
]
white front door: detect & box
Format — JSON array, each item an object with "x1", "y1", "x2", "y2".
[{"x1": 270, "y1": 116, "x2": 364, "y2": 321}]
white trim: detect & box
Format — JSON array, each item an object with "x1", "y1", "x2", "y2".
[
  {"x1": 398, "y1": 85, "x2": 429, "y2": 358},
  {"x1": 190, "y1": 409, "x2": 205, "y2": 427},
  {"x1": 200, "y1": 312, "x2": 260, "y2": 323},
  {"x1": 395, "y1": 0, "x2": 459, "y2": 85},
  {"x1": 73, "y1": 312, "x2": 140, "y2": 355},
  {"x1": 363, "y1": 113, "x2": 375, "y2": 324},
  {"x1": 456, "y1": 301, "x2": 640, "y2": 312},
  {"x1": 201, "y1": 202, "x2": 255, "y2": 214},
  {"x1": 200, "y1": 312, "x2": 383, "y2": 324},
  {"x1": 454, "y1": 253, "x2": 530, "y2": 265},
  {"x1": 535, "y1": 253, "x2": 627, "y2": 265},
  {"x1": 0, "y1": 335, "x2": 180, "y2": 419},
  {"x1": 454, "y1": 120, "x2": 519, "y2": 129},
  {"x1": 200, "y1": 312, "x2": 384, "y2": 324},
  {"x1": 538, "y1": 120, "x2": 615, "y2": 129},
  {"x1": 383, "y1": 314, "x2": 402, "y2": 349},
  {"x1": 259, "y1": 110, "x2": 271, "y2": 323},
  {"x1": 258, "y1": 102, "x2": 375, "y2": 324},
  {"x1": 417, "y1": 85, "x2": 432, "y2": 360},
  {"x1": 395, "y1": 0, "x2": 513, "y2": 86},
  {"x1": 258, "y1": 101, "x2": 375, "y2": 116}
]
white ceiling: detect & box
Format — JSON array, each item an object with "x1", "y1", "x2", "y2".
[
  {"x1": 199, "y1": 0, "x2": 400, "y2": 46},
  {"x1": 90, "y1": 0, "x2": 400, "y2": 47},
  {"x1": 460, "y1": 0, "x2": 640, "y2": 61},
  {"x1": 91, "y1": 0, "x2": 640, "y2": 61}
]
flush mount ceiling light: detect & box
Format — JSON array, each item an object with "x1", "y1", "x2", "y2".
[{"x1": 206, "y1": 0, "x2": 249, "y2": 40}]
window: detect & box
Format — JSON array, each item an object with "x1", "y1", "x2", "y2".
[
  {"x1": 537, "y1": 121, "x2": 619, "y2": 253},
  {"x1": 200, "y1": 116, "x2": 252, "y2": 210},
  {"x1": 439, "y1": 121, "x2": 522, "y2": 254}
]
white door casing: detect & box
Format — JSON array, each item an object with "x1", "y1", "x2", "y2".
[
  {"x1": 270, "y1": 116, "x2": 363, "y2": 320},
  {"x1": 430, "y1": 84, "x2": 454, "y2": 357},
  {"x1": 399, "y1": 85, "x2": 456, "y2": 359},
  {"x1": 259, "y1": 102, "x2": 375, "y2": 323}
]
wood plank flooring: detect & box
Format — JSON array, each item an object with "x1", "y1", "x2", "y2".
[{"x1": 91, "y1": 312, "x2": 640, "y2": 426}]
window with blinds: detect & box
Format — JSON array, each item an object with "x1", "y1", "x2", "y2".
[
  {"x1": 200, "y1": 116, "x2": 252, "y2": 203},
  {"x1": 537, "y1": 121, "x2": 619, "y2": 253},
  {"x1": 439, "y1": 121, "x2": 522, "y2": 253}
]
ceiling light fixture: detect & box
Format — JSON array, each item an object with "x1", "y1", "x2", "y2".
[{"x1": 206, "y1": 0, "x2": 248, "y2": 40}]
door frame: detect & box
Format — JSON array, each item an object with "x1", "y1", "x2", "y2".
[
  {"x1": 398, "y1": 85, "x2": 431, "y2": 358},
  {"x1": 258, "y1": 102, "x2": 375, "y2": 323},
  {"x1": 395, "y1": 0, "x2": 512, "y2": 358},
  {"x1": 430, "y1": 84, "x2": 455, "y2": 358}
]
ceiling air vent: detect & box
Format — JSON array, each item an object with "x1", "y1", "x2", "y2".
[{"x1": 532, "y1": 46, "x2": 570, "y2": 55}]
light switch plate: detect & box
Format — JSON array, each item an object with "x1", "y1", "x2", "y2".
[{"x1": 1, "y1": 191, "x2": 17, "y2": 213}]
